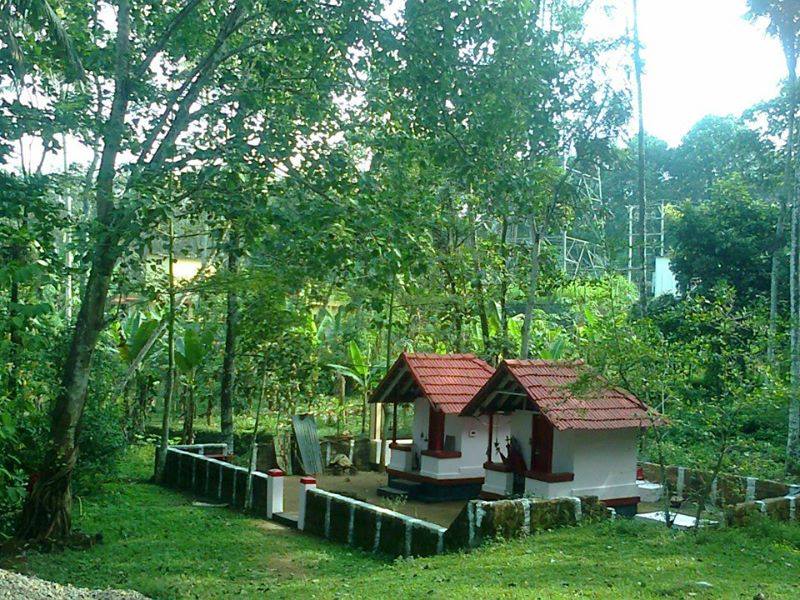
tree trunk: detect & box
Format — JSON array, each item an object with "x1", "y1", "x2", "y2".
[
  {"x1": 220, "y1": 237, "x2": 238, "y2": 454},
  {"x1": 784, "y1": 38, "x2": 800, "y2": 474},
  {"x1": 182, "y1": 382, "x2": 195, "y2": 445},
  {"x1": 16, "y1": 248, "x2": 119, "y2": 541},
  {"x1": 156, "y1": 219, "x2": 177, "y2": 481},
  {"x1": 498, "y1": 217, "x2": 510, "y2": 360},
  {"x1": 16, "y1": 0, "x2": 131, "y2": 542},
  {"x1": 633, "y1": 0, "x2": 648, "y2": 312},
  {"x1": 520, "y1": 224, "x2": 541, "y2": 359}
]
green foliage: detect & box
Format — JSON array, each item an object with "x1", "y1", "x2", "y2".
[
  {"x1": 12, "y1": 447, "x2": 800, "y2": 599},
  {"x1": 671, "y1": 174, "x2": 779, "y2": 302}
]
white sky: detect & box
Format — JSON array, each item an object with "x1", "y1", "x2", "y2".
[
  {"x1": 10, "y1": 0, "x2": 790, "y2": 174},
  {"x1": 597, "y1": 0, "x2": 786, "y2": 147}
]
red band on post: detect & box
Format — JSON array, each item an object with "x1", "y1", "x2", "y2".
[
  {"x1": 267, "y1": 469, "x2": 284, "y2": 477},
  {"x1": 300, "y1": 477, "x2": 316, "y2": 484}
]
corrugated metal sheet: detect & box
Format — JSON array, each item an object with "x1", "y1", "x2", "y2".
[
  {"x1": 462, "y1": 359, "x2": 658, "y2": 431},
  {"x1": 292, "y1": 414, "x2": 324, "y2": 475},
  {"x1": 369, "y1": 353, "x2": 494, "y2": 413}
]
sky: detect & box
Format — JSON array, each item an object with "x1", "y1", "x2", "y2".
[
  {"x1": 596, "y1": 0, "x2": 786, "y2": 147},
  {"x1": 12, "y1": 0, "x2": 791, "y2": 173}
]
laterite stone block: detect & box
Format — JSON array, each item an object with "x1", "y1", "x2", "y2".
[
  {"x1": 178, "y1": 454, "x2": 193, "y2": 491},
  {"x1": 486, "y1": 500, "x2": 527, "y2": 538},
  {"x1": 233, "y1": 470, "x2": 247, "y2": 510},
  {"x1": 351, "y1": 505, "x2": 378, "y2": 551},
  {"x1": 251, "y1": 476, "x2": 268, "y2": 517},
  {"x1": 530, "y1": 499, "x2": 575, "y2": 531},
  {"x1": 377, "y1": 513, "x2": 406, "y2": 557},
  {"x1": 328, "y1": 498, "x2": 352, "y2": 544},
  {"x1": 220, "y1": 465, "x2": 235, "y2": 504},
  {"x1": 755, "y1": 479, "x2": 790, "y2": 500},
  {"x1": 194, "y1": 457, "x2": 208, "y2": 495},
  {"x1": 579, "y1": 496, "x2": 608, "y2": 522},
  {"x1": 304, "y1": 491, "x2": 328, "y2": 538},
  {"x1": 207, "y1": 462, "x2": 222, "y2": 498},
  {"x1": 409, "y1": 524, "x2": 440, "y2": 557}
]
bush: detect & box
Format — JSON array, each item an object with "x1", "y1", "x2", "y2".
[{"x1": 73, "y1": 402, "x2": 128, "y2": 495}]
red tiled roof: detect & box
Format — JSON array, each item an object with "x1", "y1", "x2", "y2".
[
  {"x1": 461, "y1": 359, "x2": 658, "y2": 430},
  {"x1": 369, "y1": 353, "x2": 494, "y2": 414}
]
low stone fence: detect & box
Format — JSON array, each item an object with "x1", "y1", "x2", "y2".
[
  {"x1": 160, "y1": 445, "x2": 612, "y2": 557},
  {"x1": 639, "y1": 462, "x2": 799, "y2": 506},
  {"x1": 726, "y1": 496, "x2": 800, "y2": 526},
  {"x1": 301, "y1": 487, "x2": 447, "y2": 557},
  {"x1": 443, "y1": 496, "x2": 610, "y2": 551},
  {"x1": 639, "y1": 461, "x2": 800, "y2": 528}
]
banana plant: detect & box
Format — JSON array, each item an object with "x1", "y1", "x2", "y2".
[
  {"x1": 117, "y1": 313, "x2": 160, "y2": 437},
  {"x1": 327, "y1": 340, "x2": 375, "y2": 434},
  {"x1": 175, "y1": 323, "x2": 215, "y2": 444}
]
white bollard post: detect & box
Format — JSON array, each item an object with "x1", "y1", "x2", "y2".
[
  {"x1": 266, "y1": 469, "x2": 285, "y2": 518},
  {"x1": 297, "y1": 476, "x2": 317, "y2": 531}
]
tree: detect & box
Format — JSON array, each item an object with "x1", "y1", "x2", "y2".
[
  {"x1": 671, "y1": 174, "x2": 779, "y2": 303},
  {"x1": 175, "y1": 323, "x2": 214, "y2": 444},
  {"x1": 17, "y1": 0, "x2": 379, "y2": 541},
  {"x1": 747, "y1": 0, "x2": 800, "y2": 473}
]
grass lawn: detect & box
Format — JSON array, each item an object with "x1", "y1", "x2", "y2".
[{"x1": 4, "y1": 446, "x2": 800, "y2": 599}]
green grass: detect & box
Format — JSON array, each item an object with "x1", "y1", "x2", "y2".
[{"x1": 6, "y1": 446, "x2": 800, "y2": 599}]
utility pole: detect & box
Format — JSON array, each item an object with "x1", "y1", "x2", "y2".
[{"x1": 633, "y1": 0, "x2": 648, "y2": 310}]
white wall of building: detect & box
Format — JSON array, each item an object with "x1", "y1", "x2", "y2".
[
  {"x1": 523, "y1": 427, "x2": 640, "y2": 501},
  {"x1": 509, "y1": 410, "x2": 534, "y2": 469}
]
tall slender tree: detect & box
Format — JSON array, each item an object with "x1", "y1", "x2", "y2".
[{"x1": 748, "y1": 0, "x2": 800, "y2": 473}]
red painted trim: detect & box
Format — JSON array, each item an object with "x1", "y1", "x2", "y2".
[
  {"x1": 602, "y1": 496, "x2": 640, "y2": 508},
  {"x1": 421, "y1": 449, "x2": 462, "y2": 459},
  {"x1": 427, "y1": 404, "x2": 445, "y2": 452},
  {"x1": 525, "y1": 470, "x2": 574, "y2": 483},
  {"x1": 267, "y1": 469, "x2": 284, "y2": 477},
  {"x1": 387, "y1": 468, "x2": 484, "y2": 486},
  {"x1": 389, "y1": 442, "x2": 412, "y2": 451},
  {"x1": 300, "y1": 477, "x2": 316, "y2": 484},
  {"x1": 483, "y1": 461, "x2": 512, "y2": 473}
]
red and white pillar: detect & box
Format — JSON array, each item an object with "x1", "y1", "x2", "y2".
[
  {"x1": 297, "y1": 476, "x2": 317, "y2": 531},
  {"x1": 266, "y1": 469, "x2": 284, "y2": 519}
]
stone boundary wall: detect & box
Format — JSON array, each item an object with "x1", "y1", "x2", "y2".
[
  {"x1": 302, "y1": 488, "x2": 447, "y2": 557},
  {"x1": 443, "y1": 496, "x2": 610, "y2": 551},
  {"x1": 159, "y1": 446, "x2": 612, "y2": 557},
  {"x1": 639, "y1": 462, "x2": 799, "y2": 506},
  {"x1": 726, "y1": 496, "x2": 800, "y2": 526}
]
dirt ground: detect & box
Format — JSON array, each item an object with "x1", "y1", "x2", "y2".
[{"x1": 280, "y1": 471, "x2": 467, "y2": 527}]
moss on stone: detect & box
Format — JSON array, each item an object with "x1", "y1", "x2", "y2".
[
  {"x1": 721, "y1": 475, "x2": 749, "y2": 505},
  {"x1": 725, "y1": 502, "x2": 763, "y2": 526},
  {"x1": 530, "y1": 499, "x2": 575, "y2": 531},
  {"x1": 755, "y1": 479, "x2": 789, "y2": 500},
  {"x1": 579, "y1": 496, "x2": 608, "y2": 522},
  {"x1": 763, "y1": 497, "x2": 790, "y2": 521},
  {"x1": 485, "y1": 500, "x2": 526, "y2": 539}
]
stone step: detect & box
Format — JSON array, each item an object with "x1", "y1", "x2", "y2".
[
  {"x1": 273, "y1": 512, "x2": 299, "y2": 528},
  {"x1": 377, "y1": 485, "x2": 411, "y2": 500}
]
